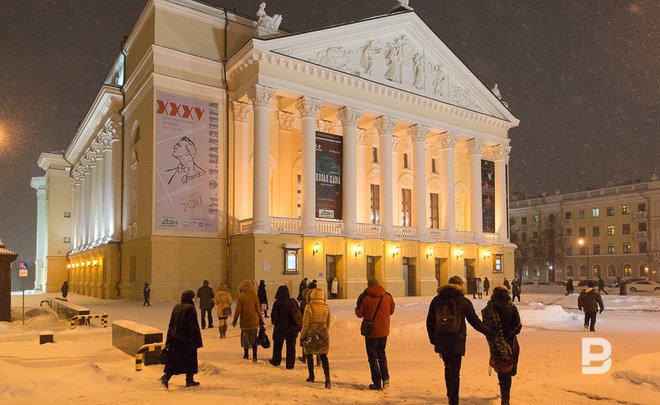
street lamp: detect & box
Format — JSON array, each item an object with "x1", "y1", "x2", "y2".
[{"x1": 578, "y1": 238, "x2": 589, "y2": 281}]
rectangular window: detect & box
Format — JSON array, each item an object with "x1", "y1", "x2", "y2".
[
  {"x1": 510, "y1": 218, "x2": 516, "y2": 226},
  {"x1": 534, "y1": 267, "x2": 540, "y2": 277},
  {"x1": 607, "y1": 225, "x2": 615, "y2": 236},
  {"x1": 431, "y1": 159, "x2": 437, "y2": 173},
  {"x1": 401, "y1": 188, "x2": 412, "y2": 227},
  {"x1": 64, "y1": 211, "x2": 71, "y2": 218},
  {"x1": 63, "y1": 237, "x2": 71, "y2": 243},
  {"x1": 566, "y1": 247, "x2": 573, "y2": 256},
  {"x1": 606, "y1": 207, "x2": 614, "y2": 216},
  {"x1": 592, "y1": 208, "x2": 600, "y2": 218},
  {"x1": 623, "y1": 224, "x2": 630, "y2": 234},
  {"x1": 593, "y1": 244, "x2": 600, "y2": 255},
  {"x1": 370, "y1": 184, "x2": 380, "y2": 224},
  {"x1": 640, "y1": 265, "x2": 649, "y2": 276},
  {"x1": 622, "y1": 205, "x2": 630, "y2": 215},
  {"x1": 639, "y1": 242, "x2": 648, "y2": 253},
  {"x1": 565, "y1": 228, "x2": 572, "y2": 236},
  {"x1": 579, "y1": 246, "x2": 586, "y2": 255},
  {"x1": 623, "y1": 243, "x2": 631, "y2": 253},
  {"x1": 592, "y1": 226, "x2": 600, "y2": 237},
  {"x1": 430, "y1": 193, "x2": 439, "y2": 229},
  {"x1": 521, "y1": 217, "x2": 527, "y2": 225},
  {"x1": 403, "y1": 153, "x2": 409, "y2": 169},
  {"x1": 578, "y1": 210, "x2": 585, "y2": 219},
  {"x1": 296, "y1": 174, "x2": 302, "y2": 218},
  {"x1": 638, "y1": 222, "x2": 647, "y2": 232},
  {"x1": 579, "y1": 227, "x2": 586, "y2": 237},
  {"x1": 533, "y1": 215, "x2": 539, "y2": 223},
  {"x1": 565, "y1": 211, "x2": 572, "y2": 219},
  {"x1": 608, "y1": 244, "x2": 615, "y2": 254},
  {"x1": 638, "y1": 203, "x2": 646, "y2": 212},
  {"x1": 523, "y1": 267, "x2": 529, "y2": 277},
  {"x1": 372, "y1": 147, "x2": 378, "y2": 163},
  {"x1": 283, "y1": 246, "x2": 300, "y2": 274}
]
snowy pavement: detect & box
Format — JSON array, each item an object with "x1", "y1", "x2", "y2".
[{"x1": 1, "y1": 291, "x2": 658, "y2": 404}]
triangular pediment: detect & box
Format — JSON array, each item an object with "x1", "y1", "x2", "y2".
[{"x1": 255, "y1": 12, "x2": 517, "y2": 124}]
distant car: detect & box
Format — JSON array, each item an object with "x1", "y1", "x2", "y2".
[{"x1": 627, "y1": 280, "x2": 660, "y2": 293}]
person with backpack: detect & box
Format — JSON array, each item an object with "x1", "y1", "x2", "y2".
[
  {"x1": 483, "y1": 277, "x2": 491, "y2": 296},
  {"x1": 578, "y1": 281, "x2": 605, "y2": 332},
  {"x1": 426, "y1": 276, "x2": 493, "y2": 405},
  {"x1": 355, "y1": 279, "x2": 396, "y2": 390},
  {"x1": 269, "y1": 285, "x2": 302, "y2": 369},
  {"x1": 482, "y1": 286, "x2": 522, "y2": 405}
]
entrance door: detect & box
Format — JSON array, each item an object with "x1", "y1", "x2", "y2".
[
  {"x1": 403, "y1": 257, "x2": 417, "y2": 296},
  {"x1": 464, "y1": 259, "x2": 475, "y2": 294},
  {"x1": 326, "y1": 255, "x2": 339, "y2": 298},
  {"x1": 435, "y1": 258, "x2": 448, "y2": 285},
  {"x1": 366, "y1": 256, "x2": 379, "y2": 282}
]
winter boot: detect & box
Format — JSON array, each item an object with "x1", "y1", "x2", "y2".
[
  {"x1": 322, "y1": 355, "x2": 331, "y2": 389},
  {"x1": 159, "y1": 375, "x2": 169, "y2": 390},
  {"x1": 252, "y1": 346, "x2": 258, "y2": 363},
  {"x1": 243, "y1": 347, "x2": 249, "y2": 359},
  {"x1": 306, "y1": 354, "x2": 315, "y2": 382}
]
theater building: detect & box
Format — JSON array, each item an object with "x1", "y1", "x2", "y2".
[{"x1": 32, "y1": 0, "x2": 519, "y2": 300}]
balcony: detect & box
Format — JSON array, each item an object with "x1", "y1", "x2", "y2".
[{"x1": 394, "y1": 226, "x2": 416, "y2": 239}]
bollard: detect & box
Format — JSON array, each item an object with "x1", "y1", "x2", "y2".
[
  {"x1": 135, "y1": 342, "x2": 165, "y2": 371},
  {"x1": 70, "y1": 314, "x2": 109, "y2": 329}
]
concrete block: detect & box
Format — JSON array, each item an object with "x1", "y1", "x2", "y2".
[{"x1": 39, "y1": 330, "x2": 54, "y2": 344}]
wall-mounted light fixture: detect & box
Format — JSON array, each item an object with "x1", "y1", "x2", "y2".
[
  {"x1": 66, "y1": 264, "x2": 71, "y2": 269},
  {"x1": 86, "y1": 261, "x2": 91, "y2": 266},
  {"x1": 426, "y1": 247, "x2": 434, "y2": 259},
  {"x1": 92, "y1": 259, "x2": 98, "y2": 266},
  {"x1": 483, "y1": 250, "x2": 491, "y2": 260},
  {"x1": 76, "y1": 263, "x2": 80, "y2": 268},
  {"x1": 456, "y1": 249, "x2": 464, "y2": 259},
  {"x1": 312, "y1": 242, "x2": 320, "y2": 256},
  {"x1": 391, "y1": 246, "x2": 400, "y2": 258},
  {"x1": 353, "y1": 245, "x2": 363, "y2": 257}
]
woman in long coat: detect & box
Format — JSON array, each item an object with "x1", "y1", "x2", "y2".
[
  {"x1": 258, "y1": 280, "x2": 269, "y2": 318},
  {"x1": 482, "y1": 286, "x2": 522, "y2": 405},
  {"x1": 161, "y1": 289, "x2": 203, "y2": 389},
  {"x1": 232, "y1": 280, "x2": 264, "y2": 362},
  {"x1": 214, "y1": 284, "x2": 233, "y2": 338},
  {"x1": 301, "y1": 288, "x2": 332, "y2": 388},
  {"x1": 269, "y1": 285, "x2": 302, "y2": 369}
]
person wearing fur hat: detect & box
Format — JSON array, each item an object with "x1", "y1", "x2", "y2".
[
  {"x1": 160, "y1": 289, "x2": 203, "y2": 390},
  {"x1": 482, "y1": 286, "x2": 522, "y2": 405},
  {"x1": 301, "y1": 288, "x2": 332, "y2": 388},
  {"x1": 426, "y1": 276, "x2": 493, "y2": 405},
  {"x1": 232, "y1": 280, "x2": 264, "y2": 362},
  {"x1": 578, "y1": 281, "x2": 605, "y2": 332}
]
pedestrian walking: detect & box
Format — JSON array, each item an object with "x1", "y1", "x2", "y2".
[
  {"x1": 232, "y1": 280, "x2": 264, "y2": 362},
  {"x1": 330, "y1": 277, "x2": 339, "y2": 299},
  {"x1": 269, "y1": 285, "x2": 302, "y2": 369},
  {"x1": 214, "y1": 283, "x2": 233, "y2": 338},
  {"x1": 482, "y1": 286, "x2": 522, "y2": 405},
  {"x1": 503, "y1": 277, "x2": 510, "y2": 290},
  {"x1": 476, "y1": 278, "x2": 483, "y2": 299},
  {"x1": 160, "y1": 289, "x2": 203, "y2": 390},
  {"x1": 469, "y1": 277, "x2": 477, "y2": 299},
  {"x1": 355, "y1": 278, "x2": 395, "y2": 390},
  {"x1": 196, "y1": 280, "x2": 214, "y2": 329},
  {"x1": 258, "y1": 279, "x2": 269, "y2": 318},
  {"x1": 565, "y1": 278, "x2": 574, "y2": 295},
  {"x1": 143, "y1": 282, "x2": 151, "y2": 306},
  {"x1": 61, "y1": 281, "x2": 69, "y2": 299},
  {"x1": 426, "y1": 276, "x2": 493, "y2": 405},
  {"x1": 301, "y1": 288, "x2": 332, "y2": 388},
  {"x1": 483, "y1": 277, "x2": 491, "y2": 296},
  {"x1": 511, "y1": 278, "x2": 521, "y2": 302},
  {"x1": 297, "y1": 277, "x2": 309, "y2": 304},
  {"x1": 597, "y1": 278, "x2": 609, "y2": 295},
  {"x1": 578, "y1": 281, "x2": 605, "y2": 332}
]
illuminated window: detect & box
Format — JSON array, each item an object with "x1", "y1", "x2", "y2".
[
  {"x1": 621, "y1": 205, "x2": 629, "y2": 215},
  {"x1": 370, "y1": 184, "x2": 380, "y2": 224},
  {"x1": 533, "y1": 215, "x2": 539, "y2": 223},
  {"x1": 623, "y1": 264, "x2": 632, "y2": 277},
  {"x1": 592, "y1": 208, "x2": 600, "y2": 218},
  {"x1": 283, "y1": 245, "x2": 301, "y2": 274},
  {"x1": 430, "y1": 193, "x2": 439, "y2": 229},
  {"x1": 637, "y1": 203, "x2": 646, "y2": 213},
  {"x1": 623, "y1": 243, "x2": 631, "y2": 254},
  {"x1": 401, "y1": 188, "x2": 412, "y2": 227},
  {"x1": 639, "y1": 264, "x2": 649, "y2": 277},
  {"x1": 607, "y1": 225, "x2": 615, "y2": 236},
  {"x1": 608, "y1": 244, "x2": 615, "y2": 254}
]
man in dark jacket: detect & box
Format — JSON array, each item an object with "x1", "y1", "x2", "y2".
[
  {"x1": 355, "y1": 279, "x2": 396, "y2": 390},
  {"x1": 161, "y1": 289, "x2": 203, "y2": 389},
  {"x1": 578, "y1": 281, "x2": 605, "y2": 332},
  {"x1": 196, "y1": 280, "x2": 214, "y2": 329},
  {"x1": 597, "y1": 278, "x2": 609, "y2": 295},
  {"x1": 269, "y1": 285, "x2": 302, "y2": 369},
  {"x1": 511, "y1": 278, "x2": 521, "y2": 302},
  {"x1": 426, "y1": 276, "x2": 492, "y2": 405},
  {"x1": 297, "y1": 278, "x2": 308, "y2": 303}
]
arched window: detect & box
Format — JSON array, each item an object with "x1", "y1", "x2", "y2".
[
  {"x1": 579, "y1": 265, "x2": 587, "y2": 277},
  {"x1": 607, "y1": 264, "x2": 616, "y2": 277},
  {"x1": 566, "y1": 265, "x2": 574, "y2": 277},
  {"x1": 623, "y1": 264, "x2": 632, "y2": 277},
  {"x1": 639, "y1": 263, "x2": 649, "y2": 277},
  {"x1": 592, "y1": 264, "x2": 601, "y2": 278}
]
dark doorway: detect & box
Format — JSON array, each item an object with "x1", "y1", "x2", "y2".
[
  {"x1": 366, "y1": 255, "x2": 380, "y2": 282},
  {"x1": 464, "y1": 259, "x2": 475, "y2": 295},
  {"x1": 326, "y1": 255, "x2": 338, "y2": 298},
  {"x1": 403, "y1": 257, "x2": 417, "y2": 296},
  {"x1": 435, "y1": 258, "x2": 448, "y2": 286}
]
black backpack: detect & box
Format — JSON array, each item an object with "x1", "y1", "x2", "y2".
[{"x1": 435, "y1": 298, "x2": 462, "y2": 334}]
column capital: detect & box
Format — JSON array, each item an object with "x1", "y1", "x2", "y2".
[
  {"x1": 248, "y1": 84, "x2": 276, "y2": 108},
  {"x1": 277, "y1": 110, "x2": 299, "y2": 130},
  {"x1": 356, "y1": 128, "x2": 368, "y2": 146},
  {"x1": 492, "y1": 144, "x2": 511, "y2": 161},
  {"x1": 295, "y1": 96, "x2": 323, "y2": 118},
  {"x1": 438, "y1": 132, "x2": 458, "y2": 149},
  {"x1": 466, "y1": 138, "x2": 486, "y2": 156},
  {"x1": 375, "y1": 116, "x2": 397, "y2": 135},
  {"x1": 408, "y1": 124, "x2": 431, "y2": 143},
  {"x1": 338, "y1": 106, "x2": 362, "y2": 127},
  {"x1": 232, "y1": 101, "x2": 252, "y2": 123}
]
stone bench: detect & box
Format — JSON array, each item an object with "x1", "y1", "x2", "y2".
[
  {"x1": 112, "y1": 320, "x2": 163, "y2": 367},
  {"x1": 51, "y1": 299, "x2": 90, "y2": 323}
]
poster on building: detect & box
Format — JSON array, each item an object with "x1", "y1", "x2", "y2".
[
  {"x1": 155, "y1": 91, "x2": 219, "y2": 233},
  {"x1": 481, "y1": 159, "x2": 495, "y2": 233},
  {"x1": 315, "y1": 132, "x2": 342, "y2": 220}
]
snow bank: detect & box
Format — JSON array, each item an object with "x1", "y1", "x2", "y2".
[
  {"x1": 611, "y1": 352, "x2": 660, "y2": 389},
  {"x1": 518, "y1": 302, "x2": 580, "y2": 330}
]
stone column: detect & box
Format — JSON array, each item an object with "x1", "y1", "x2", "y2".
[
  {"x1": 80, "y1": 166, "x2": 89, "y2": 247},
  {"x1": 375, "y1": 116, "x2": 396, "y2": 239},
  {"x1": 93, "y1": 147, "x2": 104, "y2": 243},
  {"x1": 71, "y1": 175, "x2": 80, "y2": 250},
  {"x1": 467, "y1": 138, "x2": 486, "y2": 242},
  {"x1": 494, "y1": 145, "x2": 511, "y2": 243},
  {"x1": 355, "y1": 129, "x2": 367, "y2": 224},
  {"x1": 233, "y1": 101, "x2": 252, "y2": 221},
  {"x1": 439, "y1": 132, "x2": 458, "y2": 240},
  {"x1": 102, "y1": 115, "x2": 122, "y2": 242},
  {"x1": 410, "y1": 125, "x2": 430, "y2": 239},
  {"x1": 296, "y1": 96, "x2": 323, "y2": 234},
  {"x1": 338, "y1": 107, "x2": 361, "y2": 237},
  {"x1": 248, "y1": 84, "x2": 276, "y2": 233}
]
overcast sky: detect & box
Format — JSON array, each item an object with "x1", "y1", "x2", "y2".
[{"x1": 0, "y1": 0, "x2": 658, "y2": 265}]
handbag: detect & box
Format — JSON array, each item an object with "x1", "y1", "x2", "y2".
[
  {"x1": 291, "y1": 299, "x2": 303, "y2": 329},
  {"x1": 158, "y1": 346, "x2": 169, "y2": 365},
  {"x1": 302, "y1": 333, "x2": 324, "y2": 353},
  {"x1": 222, "y1": 306, "x2": 232, "y2": 317},
  {"x1": 360, "y1": 296, "x2": 384, "y2": 336},
  {"x1": 257, "y1": 325, "x2": 271, "y2": 349}
]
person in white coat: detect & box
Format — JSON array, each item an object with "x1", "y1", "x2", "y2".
[
  {"x1": 330, "y1": 277, "x2": 339, "y2": 299},
  {"x1": 476, "y1": 278, "x2": 484, "y2": 299}
]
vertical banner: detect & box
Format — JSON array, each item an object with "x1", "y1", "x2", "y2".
[
  {"x1": 315, "y1": 132, "x2": 342, "y2": 220},
  {"x1": 155, "y1": 91, "x2": 219, "y2": 232},
  {"x1": 481, "y1": 159, "x2": 495, "y2": 233}
]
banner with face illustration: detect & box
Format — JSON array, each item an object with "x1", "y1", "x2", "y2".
[
  {"x1": 315, "y1": 132, "x2": 342, "y2": 220},
  {"x1": 155, "y1": 91, "x2": 219, "y2": 232},
  {"x1": 481, "y1": 159, "x2": 495, "y2": 233}
]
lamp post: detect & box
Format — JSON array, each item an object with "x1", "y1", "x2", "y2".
[{"x1": 578, "y1": 238, "x2": 589, "y2": 281}]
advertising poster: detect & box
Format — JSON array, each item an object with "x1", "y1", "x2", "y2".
[
  {"x1": 315, "y1": 132, "x2": 342, "y2": 220},
  {"x1": 481, "y1": 159, "x2": 495, "y2": 233},
  {"x1": 155, "y1": 91, "x2": 219, "y2": 232}
]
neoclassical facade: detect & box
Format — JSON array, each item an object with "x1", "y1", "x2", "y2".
[{"x1": 33, "y1": 0, "x2": 518, "y2": 300}]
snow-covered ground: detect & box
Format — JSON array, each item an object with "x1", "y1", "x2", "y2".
[{"x1": 1, "y1": 290, "x2": 658, "y2": 405}]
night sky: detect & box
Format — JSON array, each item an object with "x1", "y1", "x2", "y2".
[{"x1": 0, "y1": 1, "x2": 657, "y2": 265}]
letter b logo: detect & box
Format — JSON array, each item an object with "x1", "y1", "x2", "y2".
[{"x1": 581, "y1": 337, "x2": 612, "y2": 375}]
